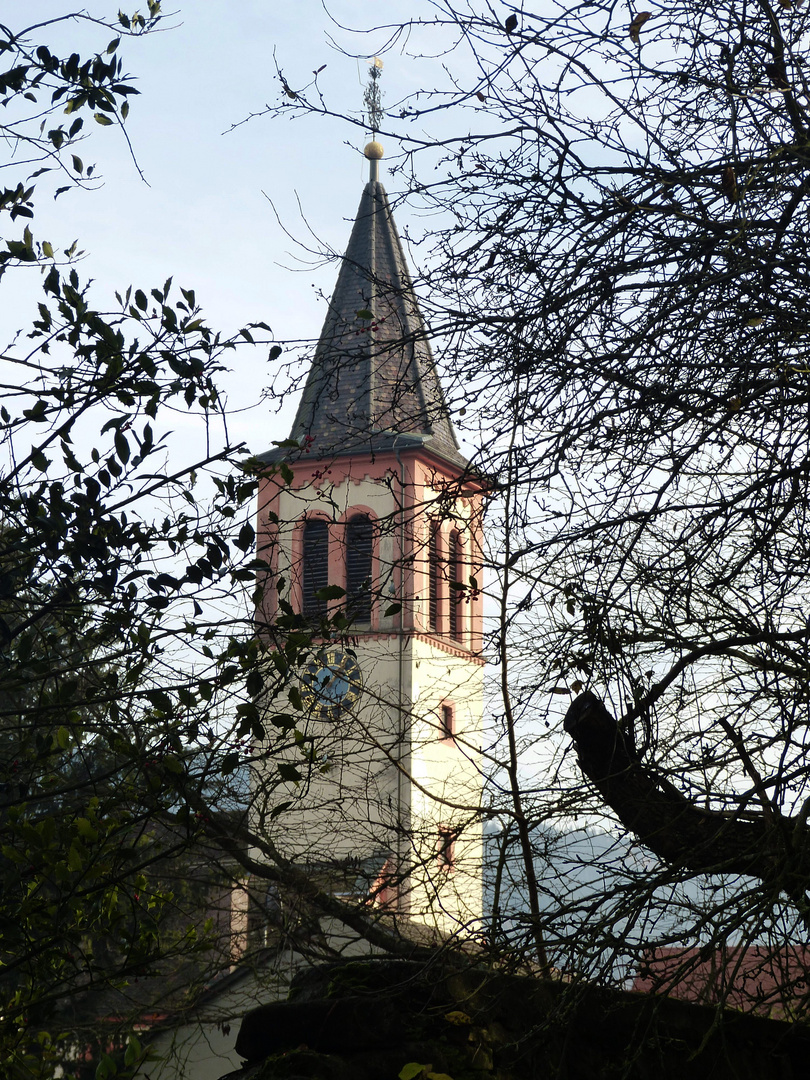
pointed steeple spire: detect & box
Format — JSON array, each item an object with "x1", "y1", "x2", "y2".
[
  {"x1": 262, "y1": 83, "x2": 466, "y2": 471},
  {"x1": 284, "y1": 153, "x2": 465, "y2": 467}
]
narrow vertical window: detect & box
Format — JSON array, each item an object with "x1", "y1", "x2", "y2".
[
  {"x1": 302, "y1": 518, "x2": 328, "y2": 617},
  {"x1": 346, "y1": 513, "x2": 373, "y2": 621},
  {"x1": 437, "y1": 827, "x2": 456, "y2": 871},
  {"x1": 448, "y1": 529, "x2": 462, "y2": 641},
  {"x1": 440, "y1": 703, "x2": 455, "y2": 741},
  {"x1": 428, "y1": 517, "x2": 439, "y2": 632}
]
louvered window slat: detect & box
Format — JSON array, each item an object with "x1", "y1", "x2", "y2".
[
  {"x1": 428, "y1": 518, "x2": 439, "y2": 632},
  {"x1": 346, "y1": 514, "x2": 373, "y2": 621},
  {"x1": 302, "y1": 519, "x2": 329, "y2": 617},
  {"x1": 449, "y1": 530, "x2": 461, "y2": 641}
]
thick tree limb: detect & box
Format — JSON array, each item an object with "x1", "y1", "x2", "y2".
[{"x1": 564, "y1": 692, "x2": 810, "y2": 895}]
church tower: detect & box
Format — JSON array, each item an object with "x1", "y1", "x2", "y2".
[{"x1": 255, "y1": 135, "x2": 485, "y2": 937}]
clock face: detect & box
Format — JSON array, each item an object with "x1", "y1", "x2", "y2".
[{"x1": 301, "y1": 648, "x2": 363, "y2": 717}]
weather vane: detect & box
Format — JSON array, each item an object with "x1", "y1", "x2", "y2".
[{"x1": 364, "y1": 57, "x2": 384, "y2": 137}]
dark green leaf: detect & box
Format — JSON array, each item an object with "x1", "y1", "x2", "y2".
[
  {"x1": 315, "y1": 584, "x2": 346, "y2": 601},
  {"x1": 145, "y1": 689, "x2": 172, "y2": 713},
  {"x1": 114, "y1": 428, "x2": 130, "y2": 463},
  {"x1": 246, "y1": 669, "x2": 264, "y2": 697},
  {"x1": 23, "y1": 399, "x2": 47, "y2": 422},
  {"x1": 235, "y1": 522, "x2": 255, "y2": 551},
  {"x1": 277, "y1": 762, "x2": 301, "y2": 782}
]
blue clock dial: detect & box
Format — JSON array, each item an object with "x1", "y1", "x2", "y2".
[{"x1": 301, "y1": 648, "x2": 362, "y2": 716}]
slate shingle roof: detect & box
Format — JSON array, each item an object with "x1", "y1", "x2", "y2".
[{"x1": 261, "y1": 180, "x2": 466, "y2": 469}]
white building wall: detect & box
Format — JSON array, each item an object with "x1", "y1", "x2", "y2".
[
  {"x1": 253, "y1": 458, "x2": 485, "y2": 938},
  {"x1": 406, "y1": 637, "x2": 484, "y2": 930}
]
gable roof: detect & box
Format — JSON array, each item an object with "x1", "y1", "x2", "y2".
[{"x1": 261, "y1": 179, "x2": 466, "y2": 471}]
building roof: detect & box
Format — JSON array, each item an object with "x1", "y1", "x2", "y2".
[
  {"x1": 261, "y1": 177, "x2": 467, "y2": 471},
  {"x1": 632, "y1": 945, "x2": 810, "y2": 1019}
]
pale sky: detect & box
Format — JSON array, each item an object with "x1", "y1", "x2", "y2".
[{"x1": 4, "y1": 2, "x2": 469, "y2": 459}]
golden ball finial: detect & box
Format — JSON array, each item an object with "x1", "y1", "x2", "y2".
[{"x1": 364, "y1": 141, "x2": 384, "y2": 160}]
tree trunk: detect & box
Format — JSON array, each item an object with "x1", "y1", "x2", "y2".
[{"x1": 564, "y1": 692, "x2": 810, "y2": 898}]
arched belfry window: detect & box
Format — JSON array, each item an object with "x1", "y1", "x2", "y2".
[
  {"x1": 428, "y1": 517, "x2": 440, "y2": 632},
  {"x1": 346, "y1": 513, "x2": 373, "y2": 621},
  {"x1": 302, "y1": 518, "x2": 329, "y2": 617},
  {"x1": 449, "y1": 529, "x2": 462, "y2": 641}
]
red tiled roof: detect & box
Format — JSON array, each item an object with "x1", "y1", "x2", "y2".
[{"x1": 632, "y1": 945, "x2": 810, "y2": 1018}]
